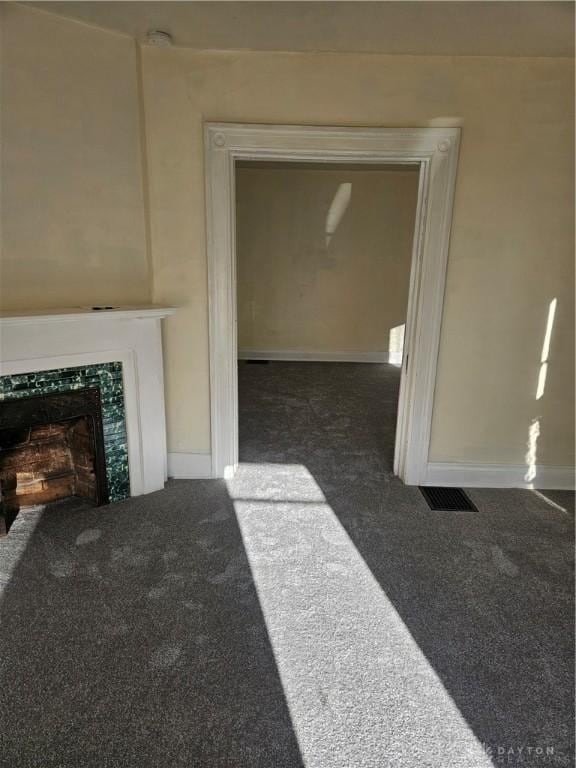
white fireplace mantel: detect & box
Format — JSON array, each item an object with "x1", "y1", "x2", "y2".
[
  {"x1": 0, "y1": 305, "x2": 176, "y2": 497},
  {"x1": 0, "y1": 305, "x2": 176, "y2": 326}
]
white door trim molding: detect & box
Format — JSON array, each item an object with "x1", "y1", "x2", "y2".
[{"x1": 205, "y1": 123, "x2": 461, "y2": 483}]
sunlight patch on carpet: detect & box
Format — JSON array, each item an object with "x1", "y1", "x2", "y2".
[{"x1": 227, "y1": 463, "x2": 493, "y2": 768}]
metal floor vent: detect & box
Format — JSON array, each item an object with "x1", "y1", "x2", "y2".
[
  {"x1": 244, "y1": 359, "x2": 270, "y2": 364},
  {"x1": 419, "y1": 486, "x2": 477, "y2": 512}
]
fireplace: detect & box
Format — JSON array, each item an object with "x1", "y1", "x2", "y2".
[
  {"x1": 0, "y1": 306, "x2": 176, "y2": 511},
  {"x1": 0, "y1": 389, "x2": 108, "y2": 534}
]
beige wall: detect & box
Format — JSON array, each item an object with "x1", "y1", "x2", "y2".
[
  {"x1": 0, "y1": 5, "x2": 150, "y2": 309},
  {"x1": 0, "y1": 5, "x2": 573, "y2": 469},
  {"x1": 141, "y1": 48, "x2": 574, "y2": 466},
  {"x1": 236, "y1": 164, "x2": 419, "y2": 356}
]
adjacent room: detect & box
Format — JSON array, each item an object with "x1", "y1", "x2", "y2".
[
  {"x1": 0, "y1": 2, "x2": 574, "y2": 767},
  {"x1": 236, "y1": 160, "x2": 419, "y2": 472}
]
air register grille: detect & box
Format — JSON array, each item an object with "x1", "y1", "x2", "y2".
[{"x1": 419, "y1": 486, "x2": 477, "y2": 512}]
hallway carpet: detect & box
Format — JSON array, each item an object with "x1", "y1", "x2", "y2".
[{"x1": 0, "y1": 362, "x2": 573, "y2": 767}]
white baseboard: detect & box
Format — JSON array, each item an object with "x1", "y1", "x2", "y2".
[
  {"x1": 165, "y1": 453, "x2": 574, "y2": 489},
  {"x1": 167, "y1": 452, "x2": 213, "y2": 479},
  {"x1": 423, "y1": 462, "x2": 575, "y2": 490},
  {"x1": 238, "y1": 348, "x2": 402, "y2": 365}
]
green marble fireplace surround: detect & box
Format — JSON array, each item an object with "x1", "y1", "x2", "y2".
[
  {"x1": 0, "y1": 305, "x2": 176, "y2": 497},
  {"x1": 0, "y1": 362, "x2": 129, "y2": 502}
]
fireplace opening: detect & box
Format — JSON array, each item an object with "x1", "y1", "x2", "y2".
[{"x1": 0, "y1": 389, "x2": 109, "y2": 535}]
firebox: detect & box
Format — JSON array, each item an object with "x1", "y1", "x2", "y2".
[{"x1": 0, "y1": 389, "x2": 108, "y2": 535}]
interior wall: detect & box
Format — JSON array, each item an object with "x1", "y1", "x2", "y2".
[
  {"x1": 0, "y1": 5, "x2": 150, "y2": 309},
  {"x1": 141, "y1": 47, "x2": 574, "y2": 467},
  {"x1": 1, "y1": 5, "x2": 573, "y2": 472},
  {"x1": 236, "y1": 164, "x2": 419, "y2": 358}
]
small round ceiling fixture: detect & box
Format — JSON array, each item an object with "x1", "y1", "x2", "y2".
[{"x1": 146, "y1": 30, "x2": 173, "y2": 47}]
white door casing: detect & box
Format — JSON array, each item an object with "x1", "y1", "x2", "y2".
[{"x1": 204, "y1": 123, "x2": 460, "y2": 484}]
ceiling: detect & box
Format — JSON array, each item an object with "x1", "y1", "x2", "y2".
[{"x1": 25, "y1": 1, "x2": 575, "y2": 58}]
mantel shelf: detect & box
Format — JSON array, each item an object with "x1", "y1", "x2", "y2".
[{"x1": 0, "y1": 305, "x2": 177, "y2": 326}]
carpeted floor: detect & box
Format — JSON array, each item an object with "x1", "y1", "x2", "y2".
[{"x1": 0, "y1": 362, "x2": 573, "y2": 767}]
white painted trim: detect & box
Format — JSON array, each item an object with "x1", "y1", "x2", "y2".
[
  {"x1": 205, "y1": 123, "x2": 461, "y2": 483},
  {"x1": 167, "y1": 452, "x2": 213, "y2": 479},
  {"x1": 0, "y1": 305, "x2": 176, "y2": 326},
  {"x1": 238, "y1": 349, "x2": 402, "y2": 365},
  {"x1": 423, "y1": 462, "x2": 575, "y2": 491}
]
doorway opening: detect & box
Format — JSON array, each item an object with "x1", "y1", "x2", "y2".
[
  {"x1": 235, "y1": 160, "x2": 419, "y2": 475},
  {"x1": 205, "y1": 123, "x2": 460, "y2": 483}
]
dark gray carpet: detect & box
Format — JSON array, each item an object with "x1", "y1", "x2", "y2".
[{"x1": 0, "y1": 362, "x2": 573, "y2": 767}]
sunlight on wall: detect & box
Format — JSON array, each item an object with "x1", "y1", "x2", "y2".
[
  {"x1": 388, "y1": 323, "x2": 405, "y2": 366},
  {"x1": 524, "y1": 298, "x2": 557, "y2": 485},
  {"x1": 535, "y1": 365, "x2": 548, "y2": 402},
  {"x1": 524, "y1": 419, "x2": 540, "y2": 484},
  {"x1": 535, "y1": 298, "x2": 557, "y2": 400},
  {"x1": 227, "y1": 462, "x2": 493, "y2": 767},
  {"x1": 325, "y1": 183, "x2": 352, "y2": 247}
]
